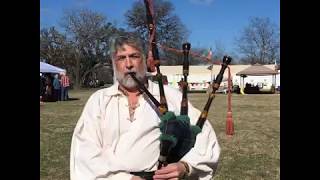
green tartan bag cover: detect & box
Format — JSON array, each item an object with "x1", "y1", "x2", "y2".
[{"x1": 159, "y1": 111, "x2": 202, "y2": 163}]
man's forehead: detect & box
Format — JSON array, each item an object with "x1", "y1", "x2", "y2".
[{"x1": 116, "y1": 44, "x2": 140, "y2": 54}]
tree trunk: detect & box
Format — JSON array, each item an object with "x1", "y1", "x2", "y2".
[
  {"x1": 82, "y1": 63, "x2": 104, "y2": 81},
  {"x1": 74, "y1": 56, "x2": 81, "y2": 89}
]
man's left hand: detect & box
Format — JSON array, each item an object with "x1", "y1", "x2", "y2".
[{"x1": 153, "y1": 162, "x2": 187, "y2": 180}]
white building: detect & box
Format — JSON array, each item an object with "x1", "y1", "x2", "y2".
[{"x1": 154, "y1": 64, "x2": 279, "y2": 91}]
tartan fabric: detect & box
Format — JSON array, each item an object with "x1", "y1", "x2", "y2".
[{"x1": 61, "y1": 75, "x2": 70, "y2": 87}]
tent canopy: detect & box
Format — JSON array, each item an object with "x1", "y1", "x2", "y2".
[
  {"x1": 40, "y1": 62, "x2": 66, "y2": 74},
  {"x1": 236, "y1": 63, "x2": 278, "y2": 76}
]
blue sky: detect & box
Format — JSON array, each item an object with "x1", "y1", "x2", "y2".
[{"x1": 40, "y1": 0, "x2": 280, "y2": 55}]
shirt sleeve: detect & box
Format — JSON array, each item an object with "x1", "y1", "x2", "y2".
[
  {"x1": 70, "y1": 92, "x2": 133, "y2": 180},
  {"x1": 179, "y1": 102, "x2": 221, "y2": 180}
]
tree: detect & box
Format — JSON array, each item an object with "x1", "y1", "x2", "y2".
[
  {"x1": 60, "y1": 8, "x2": 117, "y2": 88},
  {"x1": 213, "y1": 40, "x2": 226, "y2": 61},
  {"x1": 125, "y1": 0, "x2": 189, "y2": 65},
  {"x1": 227, "y1": 52, "x2": 240, "y2": 65},
  {"x1": 40, "y1": 27, "x2": 67, "y2": 64},
  {"x1": 235, "y1": 17, "x2": 279, "y2": 64},
  {"x1": 40, "y1": 26, "x2": 78, "y2": 74}
]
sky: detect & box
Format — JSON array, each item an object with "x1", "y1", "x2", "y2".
[{"x1": 40, "y1": 0, "x2": 280, "y2": 55}]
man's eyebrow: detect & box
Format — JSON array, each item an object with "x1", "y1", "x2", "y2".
[
  {"x1": 116, "y1": 52, "x2": 140, "y2": 56},
  {"x1": 129, "y1": 53, "x2": 141, "y2": 56}
]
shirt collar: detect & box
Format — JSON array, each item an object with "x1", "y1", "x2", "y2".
[{"x1": 118, "y1": 85, "x2": 143, "y2": 96}]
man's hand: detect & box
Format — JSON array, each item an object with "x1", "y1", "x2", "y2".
[
  {"x1": 153, "y1": 162, "x2": 187, "y2": 180},
  {"x1": 131, "y1": 175, "x2": 145, "y2": 180}
]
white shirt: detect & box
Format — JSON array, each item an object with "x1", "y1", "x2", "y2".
[{"x1": 70, "y1": 80, "x2": 220, "y2": 180}]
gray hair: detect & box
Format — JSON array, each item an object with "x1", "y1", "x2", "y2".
[{"x1": 109, "y1": 33, "x2": 147, "y2": 84}]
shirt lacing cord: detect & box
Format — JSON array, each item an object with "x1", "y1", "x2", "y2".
[
  {"x1": 128, "y1": 102, "x2": 139, "y2": 122},
  {"x1": 118, "y1": 85, "x2": 142, "y2": 122}
]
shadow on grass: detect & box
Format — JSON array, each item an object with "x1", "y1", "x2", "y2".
[
  {"x1": 42, "y1": 98, "x2": 80, "y2": 102},
  {"x1": 67, "y1": 98, "x2": 80, "y2": 101}
]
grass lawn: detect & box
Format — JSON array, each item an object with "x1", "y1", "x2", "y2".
[{"x1": 40, "y1": 88, "x2": 280, "y2": 180}]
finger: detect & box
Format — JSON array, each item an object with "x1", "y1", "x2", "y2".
[
  {"x1": 155, "y1": 168, "x2": 172, "y2": 175},
  {"x1": 153, "y1": 171, "x2": 180, "y2": 179},
  {"x1": 155, "y1": 164, "x2": 178, "y2": 175}
]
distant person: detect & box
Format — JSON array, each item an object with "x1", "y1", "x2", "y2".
[
  {"x1": 40, "y1": 73, "x2": 46, "y2": 102},
  {"x1": 60, "y1": 72, "x2": 70, "y2": 101},
  {"x1": 53, "y1": 74, "x2": 61, "y2": 101},
  {"x1": 44, "y1": 74, "x2": 53, "y2": 102}
]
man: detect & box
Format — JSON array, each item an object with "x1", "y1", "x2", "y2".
[
  {"x1": 40, "y1": 73, "x2": 46, "y2": 103},
  {"x1": 70, "y1": 34, "x2": 220, "y2": 180},
  {"x1": 60, "y1": 72, "x2": 70, "y2": 101},
  {"x1": 53, "y1": 74, "x2": 61, "y2": 101}
]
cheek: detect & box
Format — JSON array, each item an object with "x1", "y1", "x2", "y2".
[
  {"x1": 135, "y1": 61, "x2": 145, "y2": 71},
  {"x1": 115, "y1": 62, "x2": 124, "y2": 72}
]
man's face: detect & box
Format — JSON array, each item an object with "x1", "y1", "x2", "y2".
[{"x1": 114, "y1": 44, "x2": 146, "y2": 89}]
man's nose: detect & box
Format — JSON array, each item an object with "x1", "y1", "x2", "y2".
[{"x1": 125, "y1": 56, "x2": 134, "y2": 69}]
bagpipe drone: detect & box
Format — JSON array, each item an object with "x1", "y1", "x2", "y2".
[{"x1": 129, "y1": 0, "x2": 232, "y2": 170}]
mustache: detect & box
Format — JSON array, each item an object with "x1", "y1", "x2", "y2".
[
  {"x1": 127, "y1": 71, "x2": 136, "y2": 75},
  {"x1": 125, "y1": 71, "x2": 136, "y2": 76}
]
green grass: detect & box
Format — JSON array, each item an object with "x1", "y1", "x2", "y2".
[{"x1": 40, "y1": 89, "x2": 280, "y2": 180}]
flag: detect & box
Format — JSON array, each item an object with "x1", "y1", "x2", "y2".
[{"x1": 206, "y1": 48, "x2": 212, "y2": 60}]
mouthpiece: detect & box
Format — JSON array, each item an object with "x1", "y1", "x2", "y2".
[{"x1": 128, "y1": 72, "x2": 162, "y2": 108}]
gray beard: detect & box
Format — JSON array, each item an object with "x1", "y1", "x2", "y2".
[{"x1": 116, "y1": 70, "x2": 146, "y2": 89}]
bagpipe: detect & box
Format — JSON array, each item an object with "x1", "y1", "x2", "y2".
[{"x1": 129, "y1": 0, "x2": 232, "y2": 170}]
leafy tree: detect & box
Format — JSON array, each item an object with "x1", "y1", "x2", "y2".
[
  {"x1": 235, "y1": 17, "x2": 279, "y2": 64},
  {"x1": 60, "y1": 8, "x2": 117, "y2": 88},
  {"x1": 40, "y1": 27, "x2": 67, "y2": 65},
  {"x1": 125, "y1": 0, "x2": 189, "y2": 65}
]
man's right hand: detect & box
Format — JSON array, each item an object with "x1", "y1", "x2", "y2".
[{"x1": 131, "y1": 175, "x2": 145, "y2": 180}]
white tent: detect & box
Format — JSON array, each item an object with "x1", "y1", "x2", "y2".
[{"x1": 40, "y1": 62, "x2": 66, "y2": 73}]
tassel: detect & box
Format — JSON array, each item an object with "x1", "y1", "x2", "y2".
[
  {"x1": 226, "y1": 66, "x2": 234, "y2": 136},
  {"x1": 226, "y1": 111, "x2": 234, "y2": 136}
]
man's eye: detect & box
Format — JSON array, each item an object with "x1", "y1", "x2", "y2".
[
  {"x1": 130, "y1": 54, "x2": 141, "y2": 59},
  {"x1": 116, "y1": 56, "x2": 126, "y2": 61},
  {"x1": 116, "y1": 54, "x2": 141, "y2": 61}
]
